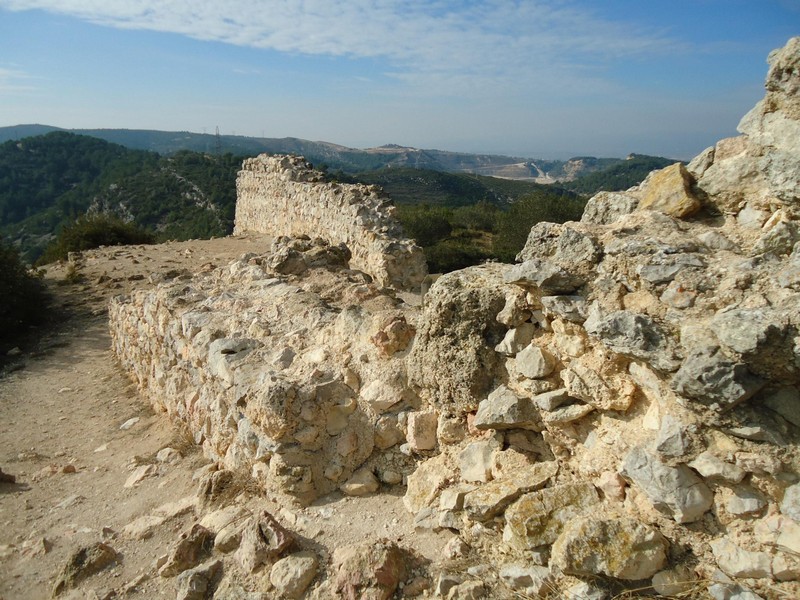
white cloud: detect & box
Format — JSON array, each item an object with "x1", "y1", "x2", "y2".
[
  {"x1": 0, "y1": 0, "x2": 679, "y2": 95},
  {"x1": 0, "y1": 66, "x2": 38, "y2": 93}
]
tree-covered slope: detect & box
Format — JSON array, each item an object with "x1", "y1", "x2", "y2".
[{"x1": 0, "y1": 132, "x2": 243, "y2": 262}]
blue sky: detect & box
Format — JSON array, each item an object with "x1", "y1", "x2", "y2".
[{"x1": 0, "y1": 1, "x2": 797, "y2": 160}]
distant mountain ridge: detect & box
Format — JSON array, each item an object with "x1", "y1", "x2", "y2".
[{"x1": 0, "y1": 124, "x2": 673, "y2": 182}]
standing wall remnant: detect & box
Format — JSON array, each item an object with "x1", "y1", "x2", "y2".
[{"x1": 234, "y1": 154, "x2": 427, "y2": 289}]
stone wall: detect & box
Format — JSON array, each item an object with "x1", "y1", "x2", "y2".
[
  {"x1": 234, "y1": 154, "x2": 427, "y2": 290},
  {"x1": 108, "y1": 38, "x2": 800, "y2": 598}
]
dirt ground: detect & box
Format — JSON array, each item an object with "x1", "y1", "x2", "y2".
[{"x1": 0, "y1": 235, "x2": 451, "y2": 599}]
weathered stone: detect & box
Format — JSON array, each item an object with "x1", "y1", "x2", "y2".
[
  {"x1": 710, "y1": 308, "x2": 786, "y2": 356},
  {"x1": 727, "y1": 486, "x2": 767, "y2": 516},
  {"x1": 175, "y1": 559, "x2": 222, "y2": 600},
  {"x1": 462, "y1": 461, "x2": 558, "y2": 521},
  {"x1": 781, "y1": 482, "x2": 800, "y2": 521},
  {"x1": 710, "y1": 537, "x2": 772, "y2": 579},
  {"x1": 504, "y1": 259, "x2": 584, "y2": 295},
  {"x1": 159, "y1": 524, "x2": 214, "y2": 577},
  {"x1": 123, "y1": 514, "x2": 166, "y2": 540},
  {"x1": 499, "y1": 564, "x2": 553, "y2": 597},
  {"x1": 671, "y1": 346, "x2": 765, "y2": 409},
  {"x1": 621, "y1": 446, "x2": 713, "y2": 523},
  {"x1": 234, "y1": 512, "x2": 292, "y2": 574},
  {"x1": 406, "y1": 410, "x2": 438, "y2": 451},
  {"x1": 270, "y1": 551, "x2": 318, "y2": 599},
  {"x1": 371, "y1": 315, "x2": 414, "y2": 357},
  {"x1": 124, "y1": 464, "x2": 157, "y2": 488},
  {"x1": 333, "y1": 540, "x2": 408, "y2": 600},
  {"x1": 360, "y1": 380, "x2": 402, "y2": 414},
  {"x1": 763, "y1": 387, "x2": 800, "y2": 429},
  {"x1": 584, "y1": 310, "x2": 678, "y2": 372},
  {"x1": 638, "y1": 163, "x2": 701, "y2": 218},
  {"x1": 541, "y1": 402, "x2": 594, "y2": 425},
  {"x1": 655, "y1": 415, "x2": 688, "y2": 457},
  {"x1": 707, "y1": 582, "x2": 764, "y2": 600},
  {"x1": 341, "y1": 468, "x2": 380, "y2": 496},
  {"x1": 540, "y1": 295, "x2": 587, "y2": 323},
  {"x1": 52, "y1": 543, "x2": 117, "y2": 596},
  {"x1": 772, "y1": 552, "x2": 800, "y2": 582},
  {"x1": 531, "y1": 388, "x2": 571, "y2": 411},
  {"x1": 515, "y1": 345, "x2": 556, "y2": 379},
  {"x1": 581, "y1": 191, "x2": 639, "y2": 224},
  {"x1": 494, "y1": 323, "x2": 536, "y2": 355},
  {"x1": 404, "y1": 453, "x2": 453, "y2": 513},
  {"x1": 473, "y1": 385, "x2": 542, "y2": 431},
  {"x1": 561, "y1": 361, "x2": 634, "y2": 411},
  {"x1": 651, "y1": 567, "x2": 696, "y2": 596},
  {"x1": 459, "y1": 441, "x2": 495, "y2": 483},
  {"x1": 407, "y1": 264, "x2": 507, "y2": 413},
  {"x1": 551, "y1": 517, "x2": 667, "y2": 580},
  {"x1": 688, "y1": 451, "x2": 746, "y2": 483},
  {"x1": 503, "y1": 482, "x2": 600, "y2": 550}
]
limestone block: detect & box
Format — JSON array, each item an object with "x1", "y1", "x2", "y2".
[
  {"x1": 504, "y1": 259, "x2": 584, "y2": 295},
  {"x1": 584, "y1": 309, "x2": 679, "y2": 372},
  {"x1": 503, "y1": 482, "x2": 600, "y2": 550},
  {"x1": 406, "y1": 410, "x2": 438, "y2": 451},
  {"x1": 581, "y1": 191, "x2": 639, "y2": 225},
  {"x1": 621, "y1": 445, "x2": 713, "y2": 523},
  {"x1": 403, "y1": 453, "x2": 453, "y2": 513},
  {"x1": 638, "y1": 163, "x2": 701, "y2": 218},
  {"x1": 551, "y1": 517, "x2": 667, "y2": 580},
  {"x1": 473, "y1": 385, "x2": 543, "y2": 431},
  {"x1": 462, "y1": 461, "x2": 557, "y2": 522},
  {"x1": 459, "y1": 441, "x2": 495, "y2": 483},
  {"x1": 688, "y1": 451, "x2": 746, "y2": 483},
  {"x1": 515, "y1": 345, "x2": 556, "y2": 379},
  {"x1": 710, "y1": 537, "x2": 772, "y2": 579},
  {"x1": 540, "y1": 295, "x2": 587, "y2": 323},
  {"x1": 270, "y1": 551, "x2": 318, "y2": 599},
  {"x1": 494, "y1": 323, "x2": 536, "y2": 355},
  {"x1": 671, "y1": 346, "x2": 765, "y2": 409}
]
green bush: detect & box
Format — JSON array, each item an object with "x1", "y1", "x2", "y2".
[
  {"x1": 36, "y1": 213, "x2": 155, "y2": 265},
  {"x1": 493, "y1": 191, "x2": 586, "y2": 262},
  {"x1": 0, "y1": 241, "x2": 47, "y2": 341},
  {"x1": 396, "y1": 205, "x2": 454, "y2": 246}
]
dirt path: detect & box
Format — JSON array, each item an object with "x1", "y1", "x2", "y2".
[{"x1": 0, "y1": 235, "x2": 449, "y2": 599}]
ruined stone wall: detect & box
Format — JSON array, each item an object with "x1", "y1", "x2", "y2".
[
  {"x1": 234, "y1": 154, "x2": 427, "y2": 290},
  {"x1": 108, "y1": 38, "x2": 800, "y2": 598}
]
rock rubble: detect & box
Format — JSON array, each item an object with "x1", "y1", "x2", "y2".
[{"x1": 107, "y1": 38, "x2": 800, "y2": 598}]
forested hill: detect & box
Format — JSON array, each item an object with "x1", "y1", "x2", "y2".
[
  {"x1": 0, "y1": 124, "x2": 676, "y2": 183},
  {"x1": 0, "y1": 132, "x2": 243, "y2": 261},
  {"x1": 562, "y1": 154, "x2": 677, "y2": 194}
]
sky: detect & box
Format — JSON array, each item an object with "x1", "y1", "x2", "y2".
[{"x1": 0, "y1": 1, "x2": 798, "y2": 160}]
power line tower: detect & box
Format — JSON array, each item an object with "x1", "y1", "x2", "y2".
[{"x1": 215, "y1": 126, "x2": 222, "y2": 157}]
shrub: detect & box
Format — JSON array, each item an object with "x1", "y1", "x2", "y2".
[
  {"x1": 0, "y1": 240, "x2": 47, "y2": 341},
  {"x1": 492, "y1": 191, "x2": 586, "y2": 262},
  {"x1": 36, "y1": 213, "x2": 155, "y2": 265}
]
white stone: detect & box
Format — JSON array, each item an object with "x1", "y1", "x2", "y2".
[
  {"x1": 516, "y1": 344, "x2": 556, "y2": 379},
  {"x1": 458, "y1": 441, "x2": 494, "y2": 483},
  {"x1": 710, "y1": 537, "x2": 772, "y2": 579},
  {"x1": 340, "y1": 468, "x2": 379, "y2": 496},
  {"x1": 270, "y1": 551, "x2": 318, "y2": 599},
  {"x1": 494, "y1": 323, "x2": 536, "y2": 355}
]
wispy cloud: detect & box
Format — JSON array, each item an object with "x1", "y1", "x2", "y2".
[
  {"x1": 0, "y1": 0, "x2": 680, "y2": 95},
  {"x1": 0, "y1": 65, "x2": 38, "y2": 93}
]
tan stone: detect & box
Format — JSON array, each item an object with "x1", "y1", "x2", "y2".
[
  {"x1": 638, "y1": 163, "x2": 701, "y2": 218},
  {"x1": 503, "y1": 483, "x2": 600, "y2": 551}
]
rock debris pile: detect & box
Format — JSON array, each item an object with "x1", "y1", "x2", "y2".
[
  {"x1": 108, "y1": 38, "x2": 800, "y2": 598},
  {"x1": 234, "y1": 154, "x2": 427, "y2": 289}
]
